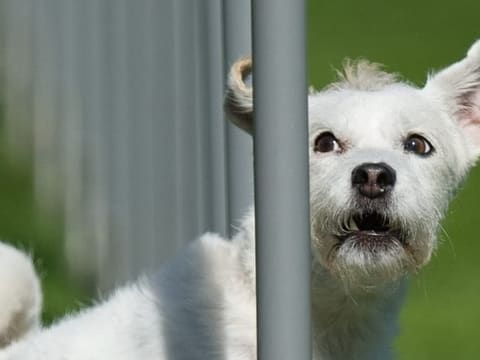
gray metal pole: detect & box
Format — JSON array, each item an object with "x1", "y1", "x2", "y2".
[
  {"x1": 251, "y1": 1, "x2": 311, "y2": 359},
  {"x1": 205, "y1": 0, "x2": 228, "y2": 237},
  {"x1": 4, "y1": 0, "x2": 34, "y2": 164},
  {"x1": 172, "y1": 0, "x2": 201, "y2": 245},
  {"x1": 107, "y1": 0, "x2": 137, "y2": 286},
  {"x1": 223, "y1": 0, "x2": 254, "y2": 235}
]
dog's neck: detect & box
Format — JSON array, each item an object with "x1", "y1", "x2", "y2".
[
  {"x1": 232, "y1": 209, "x2": 407, "y2": 359},
  {"x1": 310, "y1": 264, "x2": 406, "y2": 358}
]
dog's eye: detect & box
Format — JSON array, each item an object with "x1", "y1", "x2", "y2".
[
  {"x1": 314, "y1": 132, "x2": 341, "y2": 153},
  {"x1": 403, "y1": 134, "x2": 433, "y2": 156}
]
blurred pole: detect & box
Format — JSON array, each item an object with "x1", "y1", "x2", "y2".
[
  {"x1": 172, "y1": 0, "x2": 201, "y2": 245},
  {"x1": 223, "y1": 0, "x2": 254, "y2": 235},
  {"x1": 0, "y1": 0, "x2": 4, "y2": 108},
  {"x1": 109, "y1": 0, "x2": 133, "y2": 284},
  {"x1": 82, "y1": 0, "x2": 111, "y2": 283},
  {"x1": 60, "y1": 0, "x2": 91, "y2": 280},
  {"x1": 252, "y1": 0, "x2": 311, "y2": 359},
  {"x1": 205, "y1": 0, "x2": 228, "y2": 237},
  {"x1": 32, "y1": 0, "x2": 63, "y2": 213},
  {"x1": 126, "y1": 0, "x2": 156, "y2": 277},
  {"x1": 149, "y1": 0, "x2": 178, "y2": 267},
  {"x1": 3, "y1": 0, "x2": 33, "y2": 164},
  {"x1": 192, "y1": 1, "x2": 210, "y2": 234}
]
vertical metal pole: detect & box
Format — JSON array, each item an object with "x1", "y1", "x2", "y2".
[
  {"x1": 61, "y1": 0, "x2": 89, "y2": 279},
  {"x1": 223, "y1": 0, "x2": 254, "y2": 235},
  {"x1": 252, "y1": 1, "x2": 311, "y2": 359},
  {"x1": 83, "y1": 0, "x2": 111, "y2": 284},
  {"x1": 125, "y1": 0, "x2": 157, "y2": 277},
  {"x1": 172, "y1": 0, "x2": 201, "y2": 245},
  {"x1": 195, "y1": 0, "x2": 229, "y2": 237},
  {"x1": 205, "y1": 0, "x2": 228, "y2": 237},
  {"x1": 3, "y1": 0, "x2": 34, "y2": 164},
  {"x1": 149, "y1": 0, "x2": 178, "y2": 267},
  {"x1": 32, "y1": 0, "x2": 63, "y2": 213},
  {"x1": 109, "y1": 0, "x2": 133, "y2": 285}
]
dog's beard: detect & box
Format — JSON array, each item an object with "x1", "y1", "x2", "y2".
[
  {"x1": 326, "y1": 236, "x2": 415, "y2": 290},
  {"x1": 311, "y1": 209, "x2": 436, "y2": 291}
]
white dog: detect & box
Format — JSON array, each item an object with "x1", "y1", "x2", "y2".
[{"x1": 0, "y1": 40, "x2": 479, "y2": 359}]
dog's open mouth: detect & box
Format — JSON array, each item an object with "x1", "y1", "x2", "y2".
[{"x1": 337, "y1": 211, "x2": 405, "y2": 249}]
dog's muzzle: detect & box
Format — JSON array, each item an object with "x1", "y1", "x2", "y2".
[
  {"x1": 334, "y1": 162, "x2": 405, "y2": 250},
  {"x1": 337, "y1": 211, "x2": 405, "y2": 250}
]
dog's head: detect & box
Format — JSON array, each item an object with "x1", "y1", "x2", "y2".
[{"x1": 225, "y1": 41, "x2": 480, "y2": 289}]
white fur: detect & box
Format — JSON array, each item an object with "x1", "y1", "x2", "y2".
[{"x1": 1, "y1": 40, "x2": 480, "y2": 359}]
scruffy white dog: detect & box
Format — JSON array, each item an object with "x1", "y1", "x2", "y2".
[{"x1": 0, "y1": 40, "x2": 479, "y2": 359}]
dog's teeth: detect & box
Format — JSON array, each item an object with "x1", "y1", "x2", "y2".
[{"x1": 349, "y1": 218, "x2": 359, "y2": 231}]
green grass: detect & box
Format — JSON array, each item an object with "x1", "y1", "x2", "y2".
[{"x1": 307, "y1": 0, "x2": 480, "y2": 357}]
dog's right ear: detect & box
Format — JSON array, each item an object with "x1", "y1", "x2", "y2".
[
  {"x1": 424, "y1": 40, "x2": 480, "y2": 159},
  {"x1": 224, "y1": 58, "x2": 253, "y2": 134}
]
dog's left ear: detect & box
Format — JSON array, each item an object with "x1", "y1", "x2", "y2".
[
  {"x1": 224, "y1": 58, "x2": 253, "y2": 134},
  {"x1": 424, "y1": 40, "x2": 480, "y2": 157}
]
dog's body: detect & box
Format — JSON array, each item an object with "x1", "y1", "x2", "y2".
[
  {"x1": 0, "y1": 218, "x2": 404, "y2": 360},
  {"x1": 0, "y1": 41, "x2": 480, "y2": 359}
]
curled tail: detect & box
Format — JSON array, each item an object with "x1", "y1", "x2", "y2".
[{"x1": 0, "y1": 242, "x2": 41, "y2": 347}]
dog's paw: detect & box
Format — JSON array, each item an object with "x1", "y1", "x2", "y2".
[{"x1": 0, "y1": 242, "x2": 42, "y2": 347}]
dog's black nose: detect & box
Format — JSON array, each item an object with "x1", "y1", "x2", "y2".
[{"x1": 351, "y1": 162, "x2": 396, "y2": 199}]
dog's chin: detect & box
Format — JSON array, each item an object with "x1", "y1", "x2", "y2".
[
  {"x1": 315, "y1": 211, "x2": 418, "y2": 290},
  {"x1": 337, "y1": 230, "x2": 404, "y2": 252},
  {"x1": 326, "y1": 236, "x2": 414, "y2": 291}
]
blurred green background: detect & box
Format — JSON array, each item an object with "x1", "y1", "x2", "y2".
[
  {"x1": 307, "y1": 0, "x2": 480, "y2": 358},
  {"x1": 0, "y1": 129, "x2": 89, "y2": 324},
  {"x1": 0, "y1": 0, "x2": 478, "y2": 358}
]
